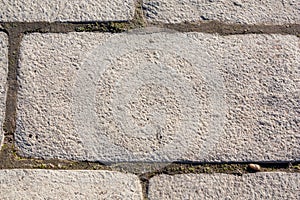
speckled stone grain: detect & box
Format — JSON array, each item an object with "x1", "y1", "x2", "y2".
[
  {"x1": 0, "y1": 32, "x2": 8, "y2": 149},
  {"x1": 143, "y1": 0, "x2": 300, "y2": 25},
  {"x1": 16, "y1": 31, "x2": 300, "y2": 163},
  {"x1": 148, "y1": 173, "x2": 300, "y2": 200},
  {"x1": 0, "y1": 169, "x2": 143, "y2": 199},
  {"x1": 0, "y1": 0, "x2": 135, "y2": 22}
]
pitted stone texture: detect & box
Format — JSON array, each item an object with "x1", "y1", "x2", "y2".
[
  {"x1": 17, "y1": 31, "x2": 299, "y2": 163},
  {"x1": 205, "y1": 34, "x2": 300, "y2": 162},
  {"x1": 0, "y1": 33, "x2": 8, "y2": 148},
  {"x1": 144, "y1": 0, "x2": 300, "y2": 25},
  {"x1": 0, "y1": 169, "x2": 142, "y2": 199},
  {"x1": 17, "y1": 32, "x2": 225, "y2": 162},
  {"x1": 0, "y1": 0, "x2": 135, "y2": 22},
  {"x1": 17, "y1": 33, "x2": 112, "y2": 160},
  {"x1": 148, "y1": 173, "x2": 300, "y2": 200}
]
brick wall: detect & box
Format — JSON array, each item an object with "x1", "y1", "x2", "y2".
[{"x1": 0, "y1": 0, "x2": 299, "y2": 199}]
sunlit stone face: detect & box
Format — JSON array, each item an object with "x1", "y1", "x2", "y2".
[
  {"x1": 95, "y1": 50, "x2": 210, "y2": 154},
  {"x1": 74, "y1": 33, "x2": 226, "y2": 162}
]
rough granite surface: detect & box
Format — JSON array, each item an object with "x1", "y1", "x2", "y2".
[
  {"x1": 148, "y1": 172, "x2": 300, "y2": 200},
  {"x1": 143, "y1": 0, "x2": 300, "y2": 25},
  {"x1": 0, "y1": 169, "x2": 143, "y2": 199},
  {"x1": 16, "y1": 31, "x2": 300, "y2": 163},
  {"x1": 0, "y1": 0, "x2": 135, "y2": 22},
  {"x1": 0, "y1": 33, "x2": 8, "y2": 149}
]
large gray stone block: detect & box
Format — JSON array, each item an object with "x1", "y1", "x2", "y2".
[
  {"x1": 16, "y1": 31, "x2": 300, "y2": 163},
  {"x1": 0, "y1": 169, "x2": 142, "y2": 199},
  {"x1": 148, "y1": 173, "x2": 300, "y2": 200},
  {"x1": 0, "y1": 33, "x2": 8, "y2": 148},
  {"x1": 143, "y1": 0, "x2": 300, "y2": 25},
  {"x1": 0, "y1": 0, "x2": 135, "y2": 22}
]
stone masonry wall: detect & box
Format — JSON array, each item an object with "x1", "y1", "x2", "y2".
[{"x1": 0, "y1": 0, "x2": 299, "y2": 199}]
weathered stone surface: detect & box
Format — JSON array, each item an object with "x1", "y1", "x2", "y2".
[
  {"x1": 16, "y1": 31, "x2": 300, "y2": 163},
  {"x1": 148, "y1": 173, "x2": 300, "y2": 200},
  {"x1": 16, "y1": 33, "x2": 112, "y2": 160},
  {"x1": 143, "y1": 0, "x2": 300, "y2": 25},
  {"x1": 0, "y1": 0, "x2": 135, "y2": 22},
  {"x1": 0, "y1": 169, "x2": 142, "y2": 199},
  {"x1": 0, "y1": 33, "x2": 8, "y2": 148}
]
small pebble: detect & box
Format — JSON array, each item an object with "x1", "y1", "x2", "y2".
[
  {"x1": 249, "y1": 164, "x2": 261, "y2": 171},
  {"x1": 48, "y1": 163, "x2": 55, "y2": 168}
]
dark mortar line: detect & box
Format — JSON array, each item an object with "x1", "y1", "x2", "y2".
[
  {"x1": 172, "y1": 160, "x2": 300, "y2": 166},
  {"x1": 155, "y1": 22, "x2": 300, "y2": 36},
  {"x1": 139, "y1": 174, "x2": 150, "y2": 200},
  {"x1": 64, "y1": 20, "x2": 129, "y2": 24},
  {"x1": 0, "y1": 20, "x2": 298, "y2": 36},
  {"x1": 104, "y1": 160, "x2": 300, "y2": 165},
  {"x1": 0, "y1": 142, "x2": 111, "y2": 170},
  {"x1": 0, "y1": 22, "x2": 132, "y2": 34},
  {"x1": 0, "y1": 21, "x2": 298, "y2": 35},
  {"x1": 137, "y1": 162, "x2": 300, "y2": 181},
  {"x1": 3, "y1": 27, "x2": 22, "y2": 143},
  {"x1": 1, "y1": 150, "x2": 299, "y2": 171},
  {"x1": 134, "y1": 0, "x2": 147, "y2": 25}
]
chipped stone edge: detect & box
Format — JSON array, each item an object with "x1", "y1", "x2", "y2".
[
  {"x1": 0, "y1": 0, "x2": 137, "y2": 23},
  {"x1": 0, "y1": 32, "x2": 8, "y2": 149}
]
